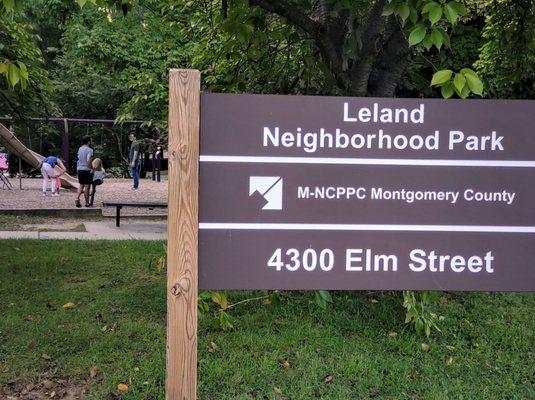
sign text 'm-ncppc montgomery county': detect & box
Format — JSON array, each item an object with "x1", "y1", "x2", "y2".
[{"x1": 296, "y1": 186, "x2": 516, "y2": 205}]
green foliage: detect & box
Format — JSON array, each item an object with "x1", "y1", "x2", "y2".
[
  {"x1": 386, "y1": 0, "x2": 468, "y2": 51},
  {"x1": 52, "y1": 4, "x2": 185, "y2": 126},
  {"x1": 198, "y1": 289, "x2": 334, "y2": 331},
  {"x1": 0, "y1": 0, "x2": 22, "y2": 14},
  {"x1": 430, "y1": 68, "x2": 452, "y2": 85},
  {"x1": 475, "y1": 0, "x2": 534, "y2": 99},
  {"x1": 0, "y1": 4, "x2": 52, "y2": 118},
  {"x1": 182, "y1": 0, "x2": 324, "y2": 95},
  {"x1": 385, "y1": 0, "x2": 486, "y2": 95},
  {"x1": 402, "y1": 290, "x2": 441, "y2": 337},
  {"x1": 409, "y1": 24, "x2": 427, "y2": 46},
  {"x1": 199, "y1": 291, "x2": 235, "y2": 331},
  {"x1": 314, "y1": 290, "x2": 333, "y2": 310},
  {"x1": 431, "y1": 67, "x2": 483, "y2": 98}
]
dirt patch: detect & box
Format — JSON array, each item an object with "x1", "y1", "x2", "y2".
[
  {"x1": 0, "y1": 216, "x2": 92, "y2": 231},
  {"x1": 0, "y1": 378, "x2": 88, "y2": 399}
]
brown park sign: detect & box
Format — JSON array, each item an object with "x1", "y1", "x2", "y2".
[
  {"x1": 166, "y1": 69, "x2": 533, "y2": 399},
  {"x1": 197, "y1": 93, "x2": 535, "y2": 291}
]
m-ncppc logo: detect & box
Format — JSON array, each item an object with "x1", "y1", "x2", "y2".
[{"x1": 249, "y1": 176, "x2": 283, "y2": 210}]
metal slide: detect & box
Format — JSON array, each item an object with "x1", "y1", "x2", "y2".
[{"x1": 0, "y1": 123, "x2": 78, "y2": 189}]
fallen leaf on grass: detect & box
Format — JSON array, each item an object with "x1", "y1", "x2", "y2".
[
  {"x1": 62, "y1": 302, "x2": 75, "y2": 310},
  {"x1": 370, "y1": 298, "x2": 379, "y2": 303},
  {"x1": 274, "y1": 387, "x2": 281, "y2": 394},
  {"x1": 156, "y1": 256, "x2": 166, "y2": 272},
  {"x1": 42, "y1": 380, "x2": 54, "y2": 389},
  {"x1": 41, "y1": 353, "x2": 52, "y2": 360},
  {"x1": 279, "y1": 359, "x2": 290, "y2": 369},
  {"x1": 262, "y1": 298, "x2": 271, "y2": 305},
  {"x1": 421, "y1": 343, "x2": 431, "y2": 351},
  {"x1": 207, "y1": 342, "x2": 218, "y2": 353},
  {"x1": 322, "y1": 375, "x2": 333, "y2": 383},
  {"x1": 446, "y1": 356, "x2": 454, "y2": 366},
  {"x1": 89, "y1": 366, "x2": 98, "y2": 378},
  {"x1": 446, "y1": 345, "x2": 455, "y2": 351},
  {"x1": 388, "y1": 331, "x2": 398, "y2": 337},
  {"x1": 117, "y1": 383, "x2": 128, "y2": 391}
]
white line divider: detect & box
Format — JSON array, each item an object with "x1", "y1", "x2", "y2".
[
  {"x1": 200, "y1": 155, "x2": 535, "y2": 168},
  {"x1": 199, "y1": 223, "x2": 535, "y2": 233}
]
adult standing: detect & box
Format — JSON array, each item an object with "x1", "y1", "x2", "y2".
[
  {"x1": 75, "y1": 135, "x2": 93, "y2": 207},
  {"x1": 40, "y1": 156, "x2": 66, "y2": 196},
  {"x1": 128, "y1": 132, "x2": 141, "y2": 191}
]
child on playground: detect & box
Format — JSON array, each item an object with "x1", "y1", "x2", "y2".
[{"x1": 89, "y1": 158, "x2": 105, "y2": 206}]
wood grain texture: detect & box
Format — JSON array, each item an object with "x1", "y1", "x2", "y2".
[{"x1": 166, "y1": 69, "x2": 200, "y2": 400}]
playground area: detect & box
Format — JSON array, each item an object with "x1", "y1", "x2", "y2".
[
  {"x1": 0, "y1": 118, "x2": 169, "y2": 240},
  {"x1": 0, "y1": 178, "x2": 167, "y2": 216},
  {"x1": 0, "y1": 178, "x2": 168, "y2": 240}
]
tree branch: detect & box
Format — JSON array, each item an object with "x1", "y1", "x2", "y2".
[
  {"x1": 248, "y1": 0, "x2": 320, "y2": 36},
  {"x1": 367, "y1": 17, "x2": 411, "y2": 97},
  {"x1": 348, "y1": 0, "x2": 388, "y2": 95}
]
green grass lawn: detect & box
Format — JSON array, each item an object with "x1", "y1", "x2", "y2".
[{"x1": 0, "y1": 240, "x2": 533, "y2": 399}]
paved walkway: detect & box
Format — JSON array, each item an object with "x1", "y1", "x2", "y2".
[{"x1": 0, "y1": 219, "x2": 167, "y2": 240}]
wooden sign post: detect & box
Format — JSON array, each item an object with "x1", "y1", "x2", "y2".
[{"x1": 167, "y1": 69, "x2": 200, "y2": 400}]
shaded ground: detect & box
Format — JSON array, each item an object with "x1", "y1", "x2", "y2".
[
  {"x1": 1, "y1": 377, "x2": 87, "y2": 399},
  {"x1": 1, "y1": 240, "x2": 533, "y2": 399},
  {"x1": 0, "y1": 215, "x2": 88, "y2": 232},
  {"x1": 0, "y1": 216, "x2": 166, "y2": 240},
  {"x1": 0, "y1": 178, "x2": 167, "y2": 217}
]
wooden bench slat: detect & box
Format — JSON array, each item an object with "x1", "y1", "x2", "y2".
[{"x1": 103, "y1": 202, "x2": 167, "y2": 208}]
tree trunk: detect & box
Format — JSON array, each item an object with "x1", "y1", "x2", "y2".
[{"x1": 249, "y1": 0, "x2": 410, "y2": 98}]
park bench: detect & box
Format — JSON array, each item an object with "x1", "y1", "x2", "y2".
[{"x1": 102, "y1": 201, "x2": 167, "y2": 227}]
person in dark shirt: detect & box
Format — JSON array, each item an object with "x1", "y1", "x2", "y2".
[{"x1": 128, "y1": 132, "x2": 141, "y2": 190}]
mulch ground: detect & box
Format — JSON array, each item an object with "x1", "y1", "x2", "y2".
[{"x1": 0, "y1": 178, "x2": 167, "y2": 217}]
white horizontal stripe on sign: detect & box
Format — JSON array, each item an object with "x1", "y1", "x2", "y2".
[
  {"x1": 200, "y1": 155, "x2": 535, "y2": 168},
  {"x1": 199, "y1": 223, "x2": 535, "y2": 233}
]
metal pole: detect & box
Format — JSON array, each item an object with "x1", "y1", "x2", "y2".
[
  {"x1": 152, "y1": 151, "x2": 156, "y2": 181},
  {"x1": 62, "y1": 118, "x2": 70, "y2": 169},
  {"x1": 18, "y1": 157, "x2": 22, "y2": 189}
]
